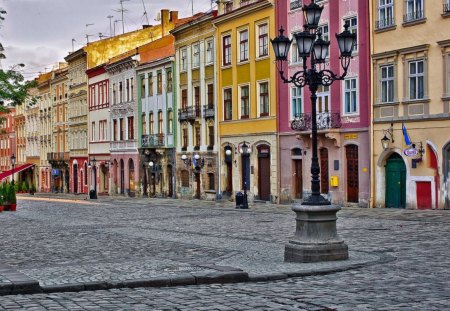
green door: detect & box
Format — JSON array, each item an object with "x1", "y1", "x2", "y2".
[{"x1": 385, "y1": 154, "x2": 406, "y2": 208}]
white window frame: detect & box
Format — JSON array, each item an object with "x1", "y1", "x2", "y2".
[
  {"x1": 192, "y1": 43, "x2": 200, "y2": 68},
  {"x1": 257, "y1": 80, "x2": 270, "y2": 117},
  {"x1": 317, "y1": 24, "x2": 329, "y2": 59},
  {"x1": 380, "y1": 64, "x2": 395, "y2": 103},
  {"x1": 181, "y1": 48, "x2": 188, "y2": 72},
  {"x1": 408, "y1": 59, "x2": 425, "y2": 100},
  {"x1": 343, "y1": 77, "x2": 358, "y2": 115},
  {"x1": 256, "y1": 21, "x2": 269, "y2": 59},
  {"x1": 238, "y1": 83, "x2": 250, "y2": 119},
  {"x1": 290, "y1": 86, "x2": 303, "y2": 120},
  {"x1": 222, "y1": 34, "x2": 232, "y2": 67},
  {"x1": 206, "y1": 39, "x2": 214, "y2": 64},
  {"x1": 405, "y1": 0, "x2": 424, "y2": 22},
  {"x1": 238, "y1": 28, "x2": 249, "y2": 63},
  {"x1": 378, "y1": 0, "x2": 394, "y2": 29}
]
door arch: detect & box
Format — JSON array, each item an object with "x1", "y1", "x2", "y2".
[
  {"x1": 128, "y1": 159, "x2": 135, "y2": 196},
  {"x1": 385, "y1": 153, "x2": 406, "y2": 208}
]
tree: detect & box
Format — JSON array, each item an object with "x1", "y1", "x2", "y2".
[{"x1": 0, "y1": 9, "x2": 36, "y2": 112}]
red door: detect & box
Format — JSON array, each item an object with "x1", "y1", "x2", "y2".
[
  {"x1": 293, "y1": 160, "x2": 302, "y2": 199},
  {"x1": 416, "y1": 181, "x2": 432, "y2": 209},
  {"x1": 346, "y1": 145, "x2": 359, "y2": 203},
  {"x1": 320, "y1": 148, "x2": 329, "y2": 194}
]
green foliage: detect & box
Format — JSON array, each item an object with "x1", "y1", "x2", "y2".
[
  {"x1": 13, "y1": 182, "x2": 18, "y2": 193},
  {"x1": 22, "y1": 181, "x2": 28, "y2": 192},
  {"x1": 0, "y1": 184, "x2": 3, "y2": 205},
  {"x1": 1, "y1": 182, "x2": 8, "y2": 200},
  {"x1": 8, "y1": 183, "x2": 16, "y2": 204},
  {"x1": 30, "y1": 183, "x2": 36, "y2": 193}
]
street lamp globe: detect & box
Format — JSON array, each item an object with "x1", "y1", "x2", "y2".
[
  {"x1": 270, "y1": 27, "x2": 292, "y2": 61},
  {"x1": 181, "y1": 154, "x2": 187, "y2": 161},
  {"x1": 11, "y1": 154, "x2": 16, "y2": 166},
  {"x1": 225, "y1": 149, "x2": 232, "y2": 156},
  {"x1": 194, "y1": 154, "x2": 200, "y2": 160},
  {"x1": 302, "y1": 0, "x2": 323, "y2": 29},
  {"x1": 294, "y1": 29, "x2": 315, "y2": 57},
  {"x1": 149, "y1": 161, "x2": 154, "y2": 167}
]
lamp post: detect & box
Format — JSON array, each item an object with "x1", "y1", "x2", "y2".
[
  {"x1": 10, "y1": 154, "x2": 16, "y2": 185},
  {"x1": 241, "y1": 142, "x2": 249, "y2": 209},
  {"x1": 89, "y1": 157, "x2": 97, "y2": 199},
  {"x1": 271, "y1": 0, "x2": 356, "y2": 262}
]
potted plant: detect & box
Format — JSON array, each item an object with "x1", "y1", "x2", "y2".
[
  {"x1": 22, "y1": 181, "x2": 28, "y2": 194},
  {"x1": 13, "y1": 182, "x2": 19, "y2": 194},
  {"x1": 30, "y1": 183, "x2": 36, "y2": 195},
  {"x1": 0, "y1": 185, "x2": 4, "y2": 212},
  {"x1": 2, "y1": 183, "x2": 10, "y2": 211},
  {"x1": 7, "y1": 184, "x2": 16, "y2": 211}
]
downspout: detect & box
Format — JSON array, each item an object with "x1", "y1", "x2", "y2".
[
  {"x1": 368, "y1": 0, "x2": 375, "y2": 208},
  {"x1": 212, "y1": 20, "x2": 221, "y2": 200}
]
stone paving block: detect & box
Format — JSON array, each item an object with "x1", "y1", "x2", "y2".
[
  {"x1": 169, "y1": 274, "x2": 196, "y2": 286},
  {"x1": 41, "y1": 283, "x2": 85, "y2": 293},
  {"x1": 193, "y1": 271, "x2": 249, "y2": 285},
  {"x1": 122, "y1": 277, "x2": 170, "y2": 288}
]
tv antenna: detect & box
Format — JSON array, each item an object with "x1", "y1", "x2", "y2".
[
  {"x1": 107, "y1": 15, "x2": 114, "y2": 37},
  {"x1": 85, "y1": 23, "x2": 94, "y2": 44},
  {"x1": 114, "y1": 19, "x2": 122, "y2": 36},
  {"x1": 71, "y1": 38, "x2": 76, "y2": 52},
  {"x1": 141, "y1": 0, "x2": 149, "y2": 25},
  {"x1": 114, "y1": 0, "x2": 130, "y2": 34}
]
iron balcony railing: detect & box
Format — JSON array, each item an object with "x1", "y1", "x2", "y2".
[
  {"x1": 290, "y1": 112, "x2": 342, "y2": 132},
  {"x1": 375, "y1": 17, "x2": 395, "y2": 29},
  {"x1": 203, "y1": 104, "x2": 215, "y2": 119},
  {"x1": 178, "y1": 106, "x2": 200, "y2": 122},
  {"x1": 290, "y1": 0, "x2": 302, "y2": 10},
  {"x1": 141, "y1": 134, "x2": 165, "y2": 148},
  {"x1": 403, "y1": 10, "x2": 424, "y2": 23},
  {"x1": 444, "y1": 3, "x2": 450, "y2": 13},
  {"x1": 47, "y1": 152, "x2": 70, "y2": 162}
]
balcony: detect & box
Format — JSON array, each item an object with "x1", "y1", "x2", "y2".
[
  {"x1": 290, "y1": 112, "x2": 342, "y2": 132},
  {"x1": 203, "y1": 105, "x2": 214, "y2": 119},
  {"x1": 444, "y1": 3, "x2": 450, "y2": 13},
  {"x1": 375, "y1": 18, "x2": 395, "y2": 30},
  {"x1": 47, "y1": 152, "x2": 70, "y2": 162},
  {"x1": 290, "y1": 0, "x2": 302, "y2": 10},
  {"x1": 110, "y1": 140, "x2": 137, "y2": 151},
  {"x1": 141, "y1": 134, "x2": 165, "y2": 148},
  {"x1": 178, "y1": 106, "x2": 200, "y2": 123},
  {"x1": 403, "y1": 10, "x2": 424, "y2": 23}
]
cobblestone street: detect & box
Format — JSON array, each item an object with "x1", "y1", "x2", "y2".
[{"x1": 0, "y1": 195, "x2": 449, "y2": 310}]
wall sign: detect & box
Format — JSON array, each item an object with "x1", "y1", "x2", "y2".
[{"x1": 403, "y1": 147, "x2": 418, "y2": 157}]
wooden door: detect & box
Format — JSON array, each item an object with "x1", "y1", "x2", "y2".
[
  {"x1": 320, "y1": 148, "x2": 329, "y2": 194},
  {"x1": 416, "y1": 181, "x2": 431, "y2": 209},
  {"x1": 258, "y1": 156, "x2": 270, "y2": 201},
  {"x1": 168, "y1": 165, "x2": 173, "y2": 197},
  {"x1": 385, "y1": 153, "x2": 406, "y2": 208},
  {"x1": 195, "y1": 172, "x2": 201, "y2": 199},
  {"x1": 226, "y1": 163, "x2": 232, "y2": 195},
  {"x1": 293, "y1": 160, "x2": 302, "y2": 199},
  {"x1": 120, "y1": 160, "x2": 125, "y2": 194},
  {"x1": 73, "y1": 164, "x2": 78, "y2": 193},
  {"x1": 346, "y1": 145, "x2": 359, "y2": 203}
]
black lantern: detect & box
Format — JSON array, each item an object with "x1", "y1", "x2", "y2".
[
  {"x1": 241, "y1": 142, "x2": 249, "y2": 155},
  {"x1": 336, "y1": 20, "x2": 357, "y2": 58},
  {"x1": 312, "y1": 32, "x2": 330, "y2": 63},
  {"x1": 303, "y1": 0, "x2": 323, "y2": 29},
  {"x1": 11, "y1": 154, "x2": 16, "y2": 185},
  {"x1": 294, "y1": 28, "x2": 316, "y2": 57},
  {"x1": 381, "y1": 135, "x2": 390, "y2": 150},
  {"x1": 270, "y1": 27, "x2": 292, "y2": 61}
]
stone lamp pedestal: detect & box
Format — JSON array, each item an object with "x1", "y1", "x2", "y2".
[{"x1": 284, "y1": 204, "x2": 348, "y2": 263}]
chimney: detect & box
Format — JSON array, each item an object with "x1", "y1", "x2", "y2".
[
  {"x1": 170, "y1": 11, "x2": 178, "y2": 22},
  {"x1": 161, "y1": 9, "x2": 170, "y2": 36}
]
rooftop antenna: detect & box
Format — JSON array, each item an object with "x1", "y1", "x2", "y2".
[
  {"x1": 71, "y1": 38, "x2": 76, "y2": 52},
  {"x1": 114, "y1": 19, "x2": 122, "y2": 36},
  {"x1": 116, "y1": 0, "x2": 130, "y2": 34},
  {"x1": 99, "y1": 33, "x2": 109, "y2": 39},
  {"x1": 140, "y1": 0, "x2": 149, "y2": 25},
  {"x1": 85, "y1": 23, "x2": 94, "y2": 44},
  {"x1": 107, "y1": 15, "x2": 114, "y2": 37}
]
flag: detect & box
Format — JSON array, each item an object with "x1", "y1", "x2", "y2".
[{"x1": 402, "y1": 123, "x2": 411, "y2": 146}]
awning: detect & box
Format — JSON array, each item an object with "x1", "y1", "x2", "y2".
[{"x1": 0, "y1": 163, "x2": 34, "y2": 181}]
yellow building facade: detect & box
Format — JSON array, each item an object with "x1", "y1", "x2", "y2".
[
  {"x1": 371, "y1": 1, "x2": 450, "y2": 209},
  {"x1": 213, "y1": 0, "x2": 278, "y2": 202}
]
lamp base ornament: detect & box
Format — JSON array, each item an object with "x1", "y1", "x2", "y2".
[{"x1": 284, "y1": 204, "x2": 348, "y2": 263}]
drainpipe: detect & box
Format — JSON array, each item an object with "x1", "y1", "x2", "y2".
[{"x1": 368, "y1": 0, "x2": 375, "y2": 208}]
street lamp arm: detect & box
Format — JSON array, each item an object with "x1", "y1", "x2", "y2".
[{"x1": 319, "y1": 68, "x2": 348, "y2": 86}]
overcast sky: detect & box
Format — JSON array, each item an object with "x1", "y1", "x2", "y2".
[{"x1": 0, "y1": 0, "x2": 214, "y2": 79}]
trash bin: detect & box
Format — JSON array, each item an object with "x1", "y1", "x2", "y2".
[
  {"x1": 89, "y1": 189, "x2": 97, "y2": 200},
  {"x1": 235, "y1": 192, "x2": 243, "y2": 208}
]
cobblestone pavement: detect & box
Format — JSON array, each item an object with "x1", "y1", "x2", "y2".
[{"x1": 0, "y1": 194, "x2": 449, "y2": 310}]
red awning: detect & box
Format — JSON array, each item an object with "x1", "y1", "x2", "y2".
[{"x1": 0, "y1": 163, "x2": 34, "y2": 181}]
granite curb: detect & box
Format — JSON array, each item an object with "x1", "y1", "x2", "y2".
[{"x1": 0, "y1": 252, "x2": 394, "y2": 296}]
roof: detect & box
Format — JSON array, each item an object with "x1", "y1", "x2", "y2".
[{"x1": 138, "y1": 35, "x2": 175, "y2": 65}]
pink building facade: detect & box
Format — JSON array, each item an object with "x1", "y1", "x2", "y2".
[{"x1": 276, "y1": 0, "x2": 370, "y2": 206}]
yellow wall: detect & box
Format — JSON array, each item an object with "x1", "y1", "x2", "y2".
[{"x1": 215, "y1": 2, "x2": 276, "y2": 137}]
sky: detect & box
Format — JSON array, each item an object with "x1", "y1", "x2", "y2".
[{"x1": 0, "y1": 0, "x2": 214, "y2": 79}]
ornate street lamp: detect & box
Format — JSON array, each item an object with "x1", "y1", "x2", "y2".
[
  {"x1": 11, "y1": 154, "x2": 16, "y2": 185},
  {"x1": 89, "y1": 157, "x2": 97, "y2": 199},
  {"x1": 241, "y1": 142, "x2": 249, "y2": 209},
  {"x1": 271, "y1": 0, "x2": 356, "y2": 263}
]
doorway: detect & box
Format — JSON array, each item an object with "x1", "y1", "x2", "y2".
[
  {"x1": 195, "y1": 172, "x2": 201, "y2": 199},
  {"x1": 293, "y1": 159, "x2": 302, "y2": 199},
  {"x1": 258, "y1": 145, "x2": 270, "y2": 201},
  {"x1": 73, "y1": 164, "x2": 78, "y2": 193},
  {"x1": 120, "y1": 159, "x2": 124, "y2": 194},
  {"x1": 128, "y1": 159, "x2": 135, "y2": 197},
  {"x1": 385, "y1": 153, "x2": 406, "y2": 208},
  {"x1": 168, "y1": 165, "x2": 173, "y2": 197},
  {"x1": 346, "y1": 144, "x2": 359, "y2": 203},
  {"x1": 320, "y1": 148, "x2": 329, "y2": 194}
]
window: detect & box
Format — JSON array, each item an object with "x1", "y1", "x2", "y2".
[
  {"x1": 157, "y1": 71, "x2": 162, "y2": 94},
  {"x1": 119, "y1": 118, "x2": 124, "y2": 140},
  {"x1": 91, "y1": 121, "x2": 95, "y2": 141},
  {"x1": 130, "y1": 78, "x2": 134, "y2": 101},
  {"x1": 259, "y1": 82, "x2": 269, "y2": 117},
  {"x1": 182, "y1": 89, "x2": 188, "y2": 110},
  {"x1": 181, "y1": 170, "x2": 189, "y2": 187},
  {"x1": 344, "y1": 78, "x2": 358, "y2": 114},
  {"x1": 380, "y1": 65, "x2": 394, "y2": 103},
  {"x1": 140, "y1": 76, "x2": 145, "y2": 98},
  {"x1": 377, "y1": 0, "x2": 394, "y2": 29},
  {"x1": 150, "y1": 113, "x2": 154, "y2": 134},
  {"x1": 166, "y1": 69, "x2": 172, "y2": 93},
  {"x1": 240, "y1": 85, "x2": 249, "y2": 119},
  {"x1": 168, "y1": 110, "x2": 173, "y2": 134},
  {"x1": 291, "y1": 87, "x2": 302, "y2": 118},
  {"x1": 344, "y1": 17, "x2": 357, "y2": 52},
  {"x1": 119, "y1": 82, "x2": 123, "y2": 103},
  {"x1": 224, "y1": 88, "x2": 232, "y2": 120},
  {"x1": 195, "y1": 123, "x2": 201, "y2": 148},
  {"x1": 291, "y1": 40, "x2": 301, "y2": 64},
  {"x1": 194, "y1": 86, "x2": 200, "y2": 117},
  {"x1": 148, "y1": 74, "x2": 153, "y2": 96},
  {"x1": 223, "y1": 35, "x2": 231, "y2": 66},
  {"x1": 182, "y1": 127, "x2": 188, "y2": 149},
  {"x1": 181, "y1": 48, "x2": 187, "y2": 71},
  {"x1": 239, "y1": 29, "x2": 249, "y2": 62},
  {"x1": 193, "y1": 43, "x2": 200, "y2": 68},
  {"x1": 142, "y1": 114, "x2": 146, "y2": 135},
  {"x1": 113, "y1": 83, "x2": 117, "y2": 104},
  {"x1": 158, "y1": 111, "x2": 163, "y2": 134},
  {"x1": 317, "y1": 85, "x2": 330, "y2": 113},
  {"x1": 127, "y1": 116, "x2": 134, "y2": 139},
  {"x1": 404, "y1": 0, "x2": 424, "y2": 22},
  {"x1": 206, "y1": 40, "x2": 214, "y2": 64},
  {"x1": 224, "y1": 2, "x2": 233, "y2": 13},
  {"x1": 258, "y1": 23, "x2": 268, "y2": 57},
  {"x1": 207, "y1": 84, "x2": 214, "y2": 108},
  {"x1": 318, "y1": 24, "x2": 329, "y2": 57},
  {"x1": 409, "y1": 60, "x2": 424, "y2": 100},
  {"x1": 208, "y1": 125, "x2": 214, "y2": 148},
  {"x1": 208, "y1": 173, "x2": 215, "y2": 190},
  {"x1": 126, "y1": 79, "x2": 130, "y2": 102}
]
